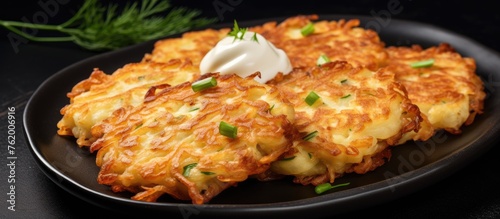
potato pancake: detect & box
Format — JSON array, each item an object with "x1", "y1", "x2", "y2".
[
  {"x1": 384, "y1": 43, "x2": 485, "y2": 134},
  {"x1": 250, "y1": 15, "x2": 388, "y2": 71},
  {"x1": 89, "y1": 73, "x2": 295, "y2": 204},
  {"x1": 57, "y1": 59, "x2": 200, "y2": 146},
  {"x1": 147, "y1": 15, "x2": 387, "y2": 71},
  {"x1": 266, "y1": 61, "x2": 427, "y2": 185},
  {"x1": 144, "y1": 28, "x2": 229, "y2": 66}
]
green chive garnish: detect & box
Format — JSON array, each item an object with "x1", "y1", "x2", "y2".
[
  {"x1": 340, "y1": 79, "x2": 348, "y2": 84},
  {"x1": 251, "y1": 32, "x2": 259, "y2": 42},
  {"x1": 201, "y1": 171, "x2": 215, "y2": 175},
  {"x1": 268, "y1": 104, "x2": 275, "y2": 112},
  {"x1": 192, "y1": 77, "x2": 217, "y2": 92},
  {"x1": 315, "y1": 182, "x2": 350, "y2": 194},
  {"x1": 219, "y1": 121, "x2": 238, "y2": 138},
  {"x1": 341, "y1": 94, "x2": 351, "y2": 99},
  {"x1": 303, "y1": 130, "x2": 319, "y2": 141},
  {"x1": 238, "y1": 28, "x2": 247, "y2": 40},
  {"x1": 228, "y1": 20, "x2": 241, "y2": 37},
  {"x1": 228, "y1": 20, "x2": 258, "y2": 42},
  {"x1": 317, "y1": 54, "x2": 330, "y2": 66},
  {"x1": 182, "y1": 163, "x2": 197, "y2": 177},
  {"x1": 280, "y1": 156, "x2": 296, "y2": 161},
  {"x1": 189, "y1": 107, "x2": 200, "y2": 112},
  {"x1": 301, "y1": 23, "x2": 315, "y2": 36},
  {"x1": 305, "y1": 91, "x2": 320, "y2": 106},
  {"x1": 410, "y1": 59, "x2": 435, "y2": 68},
  {"x1": 134, "y1": 123, "x2": 143, "y2": 130}
]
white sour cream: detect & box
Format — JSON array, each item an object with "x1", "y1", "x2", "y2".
[{"x1": 199, "y1": 31, "x2": 292, "y2": 84}]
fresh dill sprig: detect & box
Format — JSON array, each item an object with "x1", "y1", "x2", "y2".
[{"x1": 0, "y1": 0, "x2": 216, "y2": 51}]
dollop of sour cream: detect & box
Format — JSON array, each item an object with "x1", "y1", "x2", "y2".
[{"x1": 199, "y1": 31, "x2": 292, "y2": 84}]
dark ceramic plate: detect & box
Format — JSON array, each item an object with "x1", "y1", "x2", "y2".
[{"x1": 24, "y1": 15, "x2": 500, "y2": 219}]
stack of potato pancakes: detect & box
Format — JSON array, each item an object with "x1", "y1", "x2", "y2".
[{"x1": 57, "y1": 15, "x2": 485, "y2": 204}]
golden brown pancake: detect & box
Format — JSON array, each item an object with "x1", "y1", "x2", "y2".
[
  {"x1": 144, "y1": 28, "x2": 229, "y2": 66},
  {"x1": 384, "y1": 43, "x2": 485, "y2": 134},
  {"x1": 266, "y1": 61, "x2": 426, "y2": 185},
  {"x1": 251, "y1": 14, "x2": 388, "y2": 71},
  {"x1": 57, "y1": 59, "x2": 200, "y2": 146},
  {"x1": 147, "y1": 15, "x2": 388, "y2": 72},
  {"x1": 90, "y1": 73, "x2": 295, "y2": 204}
]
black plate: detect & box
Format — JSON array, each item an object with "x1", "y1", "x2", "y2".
[{"x1": 23, "y1": 15, "x2": 500, "y2": 219}]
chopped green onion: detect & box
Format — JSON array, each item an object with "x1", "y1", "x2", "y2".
[
  {"x1": 303, "y1": 130, "x2": 319, "y2": 141},
  {"x1": 201, "y1": 171, "x2": 215, "y2": 175},
  {"x1": 219, "y1": 121, "x2": 238, "y2": 138},
  {"x1": 134, "y1": 123, "x2": 143, "y2": 130},
  {"x1": 268, "y1": 104, "x2": 275, "y2": 112},
  {"x1": 251, "y1": 32, "x2": 259, "y2": 42},
  {"x1": 317, "y1": 54, "x2": 330, "y2": 66},
  {"x1": 301, "y1": 23, "x2": 315, "y2": 36},
  {"x1": 340, "y1": 79, "x2": 348, "y2": 84},
  {"x1": 280, "y1": 156, "x2": 296, "y2": 161},
  {"x1": 341, "y1": 94, "x2": 351, "y2": 99},
  {"x1": 315, "y1": 182, "x2": 350, "y2": 194},
  {"x1": 305, "y1": 91, "x2": 320, "y2": 106},
  {"x1": 192, "y1": 77, "x2": 217, "y2": 92},
  {"x1": 410, "y1": 59, "x2": 435, "y2": 68},
  {"x1": 189, "y1": 107, "x2": 200, "y2": 112},
  {"x1": 182, "y1": 163, "x2": 197, "y2": 177}
]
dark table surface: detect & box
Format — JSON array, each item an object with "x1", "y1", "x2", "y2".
[{"x1": 1, "y1": 0, "x2": 500, "y2": 218}]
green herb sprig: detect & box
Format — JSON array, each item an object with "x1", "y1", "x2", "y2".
[
  {"x1": 0, "y1": 0, "x2": 216, "y2": 51},
  {"x1": 228, "y1": 20, "x2": 258, "y2": 42}
]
